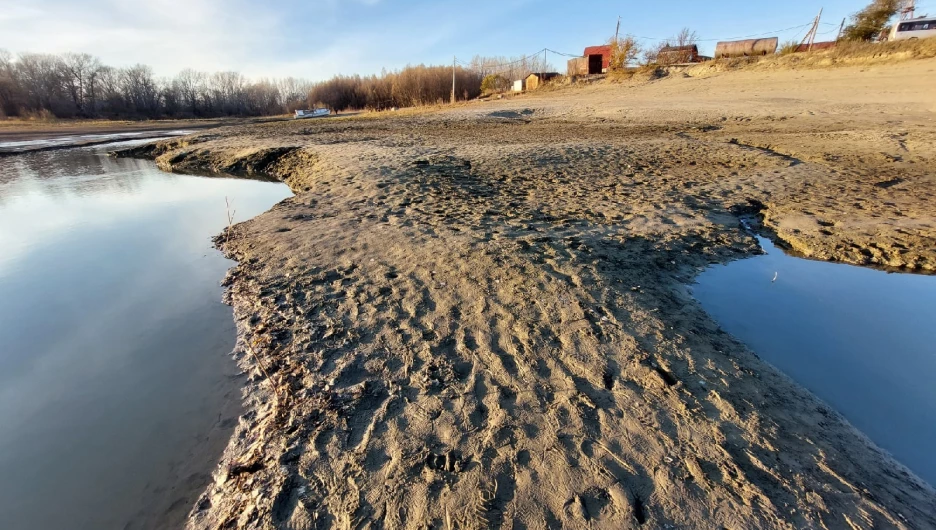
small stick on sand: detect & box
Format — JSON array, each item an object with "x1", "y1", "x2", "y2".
[
  {"x1": 244, "y1": 340, "x2": 281, "y2": 410},
  {"x1": 593, "y1": 439, "x2": 638, "y2": 474},
  {"x1": 225, "y1": 196, "x2": 236, "y2": 241}
]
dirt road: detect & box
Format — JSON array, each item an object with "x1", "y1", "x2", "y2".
[{"x1": 120, "y1": 57, "x2": 936, "y2": 529}]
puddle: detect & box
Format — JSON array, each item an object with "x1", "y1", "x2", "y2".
[
  {"x1": 0, "y1": 144, "x2": 292, "y2": 529},
  {"x1": 692, "y1": 234, "x2": 936, "y2": 486}
]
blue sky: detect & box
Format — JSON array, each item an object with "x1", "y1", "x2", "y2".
[{"x1": 0, "y1": 0, "x2": 929, "y2": 80}]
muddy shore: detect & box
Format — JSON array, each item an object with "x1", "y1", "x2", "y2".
[{"x1": 120, "y1": 59, "x2": 936, "y2": 529}]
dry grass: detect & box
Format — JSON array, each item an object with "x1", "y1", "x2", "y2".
[
  {"x1": 685, "y1": 38, "x2": 936, "y2": 77},
  {"x1": 607, "y1": 65, "x2": 668, "y2": 82}
]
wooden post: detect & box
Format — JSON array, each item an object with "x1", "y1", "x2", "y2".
[
  {"x1": 808, "y1": 8, "x2": 823, "y2": 51},
  {"x1": 837, "y1": 17, "x2": 845, "y2": 41},
  {"x1": 799, "y1": 9, "x2": 822, "y2": 51},
  {"x1": 451, "y1": 56, "x2": 456, "y2": 105},
  {"x1": 900, "y1": 0, "x2": 915, "y2": 20}
]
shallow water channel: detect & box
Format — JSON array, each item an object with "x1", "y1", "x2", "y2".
[
  {"x1": 693, "y1": 234, "x2": 936, "y2": 487},
  {"x1": 0, "y1": 144, "x2": 291, "y2": 530}
]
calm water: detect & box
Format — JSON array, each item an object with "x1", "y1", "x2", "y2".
[
  {"x1": 693, "y1": 235, "x2": 936, "y2": 486},
  {"x1": 0, "y1": 144, "x2": 291, "y2": 530}
]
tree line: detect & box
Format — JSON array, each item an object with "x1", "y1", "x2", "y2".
[
  {"x1": 0, "y1": 50, "x2": 313, "y2": 120},
  {"x1": 307, "y1": 65, "x2": 484, "y2": 113}
]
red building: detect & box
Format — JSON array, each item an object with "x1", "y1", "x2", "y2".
[{"x1": 583, "y1": 45, "x2": 612, "y2": 74}]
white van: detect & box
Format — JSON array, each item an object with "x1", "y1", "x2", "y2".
[{"x1": 889, "y1": 18, "x2": 936, "y2": 40}]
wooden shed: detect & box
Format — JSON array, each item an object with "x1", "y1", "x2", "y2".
[
  {"x1": 525, "y1": 72, "x2": 560, "y2": 91},
  {"x1": 657, "y1": 45, "x2": 701, "y2": 64},
  {"x1": 567, "y1": 57, "x2": 588, "y2": 76},
  {"x1": 583, "y1": 45, "x2": 612, "y2": 74}
]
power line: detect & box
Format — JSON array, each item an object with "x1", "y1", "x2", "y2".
[
  {"x1": 546, "y1": 48, "x2": 585, "y2": 58},
  {"x1": 631, "y1": 22, "x2": 814, "y2": 42},
  {"x1": 458, "y1": 49, "x2": 550, "y2": 70}
]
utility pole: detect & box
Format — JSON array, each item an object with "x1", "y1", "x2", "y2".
[
  {"x1": 809, "y1": 8, "x2": 823, "y2": 51},
  {"x1": 836, "y1": 17, "x2": 846, "y2": 41},
  {"x1": 544, "y1": 48, "x2": 547, "y2": 73},
  {"x1": 900, "y1": 0, "x2": 916, "y2": 20},
  {"x1": 451, "y1": 56, "x2": 456, "y2": 105},
  {"x1": 799, "y1": 8, "x2": 823, "y2": 51},
  {"x1": 614, "y1": 15, "x2": 621, "y2": 43}
]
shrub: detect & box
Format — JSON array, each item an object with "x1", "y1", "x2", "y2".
[
  {"x1": 608, "y1": 35, "x2": 642, "y2": 71},
  {"x1": 779, "y1": 41, "x2": 801, "y2": 55},
  {"x1": 842, "y1": 0, "x2": 901, "y2": 41},
  {"x1": 480, "y1": 74, "x2": 508, "y2": 94}
]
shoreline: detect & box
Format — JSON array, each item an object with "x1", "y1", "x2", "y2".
[{"x1": 119, "y1": 58, "x2": 936, "y2": 528}]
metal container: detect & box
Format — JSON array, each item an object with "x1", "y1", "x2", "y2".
[{"x1": 714, "y1": 38, "x2": 779, "y2": 58}]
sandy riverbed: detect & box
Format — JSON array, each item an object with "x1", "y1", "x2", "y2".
[{"x1": 120, "y1": 57, "x2": 936, "y2": 529}]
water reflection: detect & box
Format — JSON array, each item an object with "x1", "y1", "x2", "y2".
[
  {"x1": 0, "y1": 144, "x2": 292, "y2": 530},
  {"x1": 693, "y1": 235, "x2": 936, "y2": 487}
]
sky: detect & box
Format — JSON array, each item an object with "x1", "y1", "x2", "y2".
[{"x1": 0, "y1": 0, "x2": 929, "y2": 81}]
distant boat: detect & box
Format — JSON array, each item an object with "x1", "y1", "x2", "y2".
[{"x1": 294, "y1": 108, "x2": 330, "y2": 119}]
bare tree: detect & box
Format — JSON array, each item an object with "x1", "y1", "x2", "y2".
[
  {"x1": 119, "y1": 64, "x2": 159, "y2": 116},
  {"x1": 173, "y1": 68, "x2": 207, "y2": 116},
  {"x1": 60, "y1": 53, "x2": 102, "y2": 115},
  {"x1": 209, "y1": 71, "x2": 247, "y2": 115},
  {"x1": 15, "y1": 53, "x2": 64, "y2": 112},
  {"x1": 0, "y1": 49, "x2": 16, "y2": 117},
  {"x1": 468, "y1": 54, "x2": 554, "y2": 84},
  {"x1": 276, "y1": 77, "x2": 312, "y2": 111},
  {"x1": 675, "y1": 28, "x2": 699, "y2": 48},
  {"x1": 643, "y1": 28, "x2": 699, "y2": 65}
]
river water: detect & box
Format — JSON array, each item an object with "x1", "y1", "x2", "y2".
[
  {"x1": 0, "y1": 143, "x2": 291, "y2": 530},
  {"x1": 693, "y1": 235, "x2": 936, "y2": 487}
]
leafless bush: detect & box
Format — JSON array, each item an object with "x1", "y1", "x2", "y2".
[
  {"x1": 465, "y1": 54, "x2": 554, "y2": 86},
  {"x1": 642, "y1": 28, "x2": 699, "y2": 65}
]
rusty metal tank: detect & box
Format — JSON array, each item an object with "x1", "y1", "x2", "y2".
[{"x1": 714, "y1": 38, "x2": 779, "y2": 58}]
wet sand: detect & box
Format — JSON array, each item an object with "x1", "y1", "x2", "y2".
[{"x1": 121, "y1": 58, "x2": 936, "y2": 529}]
